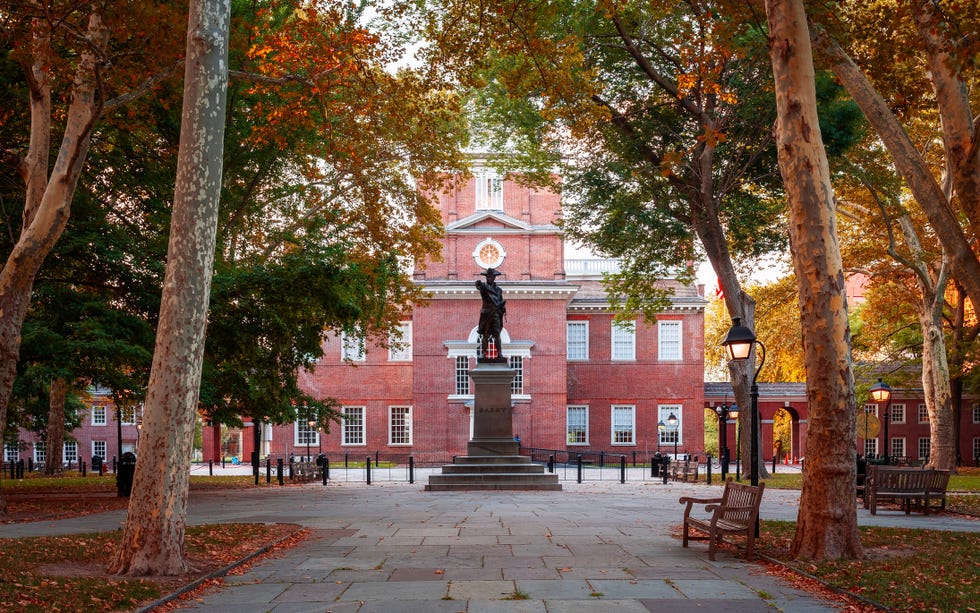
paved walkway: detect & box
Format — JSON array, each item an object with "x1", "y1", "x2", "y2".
[{"x1": 5, "y1": 480, "x2": 979, "y2": 612}]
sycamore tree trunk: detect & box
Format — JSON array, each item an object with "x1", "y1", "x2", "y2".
[
  {"x1": 892, "y1": 216, "x2": 956, "y2": 470},
  {"x1": 0, "y1": 12, "x2": 108, "y2": 515},
  {"x1": 108, "y1": 0, "x2": 230, "y2": 577},
  {"x1": 766, "y1": 0, "x2": 863, "y2": 561},
  {"x1": 808, "y1": 18, "x2": 980, "y2": 309},
  {"x1": 44, "y1": 378, "x2": 67, "y2": 476}
]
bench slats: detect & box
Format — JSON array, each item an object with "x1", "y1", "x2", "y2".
[{"x1": 680, "y1": 479, "x2": 765, "y2": 561}]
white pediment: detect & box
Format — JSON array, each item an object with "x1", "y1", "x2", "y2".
[{"x1": 446, "y1": 210, "x2": 533, "y2": 233}]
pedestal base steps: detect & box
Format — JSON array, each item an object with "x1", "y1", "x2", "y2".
[{"x1": 424, "y1": 455, "x2": 562, "y2": 491}]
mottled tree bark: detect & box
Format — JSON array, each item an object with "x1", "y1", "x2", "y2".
[
  {"x1": 108, "y1": 0, "x2": 231, "y2": 576},
  {"x1": 766, "y1": 0, "x2": 863, "y2": 561},
  {"x1": 0, "y1": 11, "x2": 107, "y2": 515},
  {"x1": 43, "y1": 378, "x2": 67, "y2": 476}
]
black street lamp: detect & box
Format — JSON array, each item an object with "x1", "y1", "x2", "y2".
[
  {"x1": 666, "y1": 413, "x2": 679, "y2": 459},
  {"x1": 869, "y1": 378, "x2": 892, "y2": 464},
  {"x1": 306, "y1": 415, "x2": 316, "y2": 462},
  {"x1": 721, "y1": 317, "x2": 767, "y2": 490},
  {"x1": 714, "y1": 403, "x2": 739, "y2": 480},
  {"x1": 657, "y1": 420, "x2": 665, "y2": 453}
]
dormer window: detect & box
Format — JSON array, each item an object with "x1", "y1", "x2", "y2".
[{"x1": 475, "y1": 170, "x2": 503, "y2": 210}]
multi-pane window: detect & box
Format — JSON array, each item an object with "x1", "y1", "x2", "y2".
[
  {"x1": 91, "y1": 405, "x2": 107, "y2": 426},
  {"x1": 120, "y1": 405, "x2": 138, "y2": 426},
  {"x1": 92, "y1": 440, "x2": 106, "y2": 460},
  {"x1": 973, "y1": 404, "x2": 980, "y2": 424},
  {"x1": 295, "y1": 419, "x2": 319, "y2": 448},
  {"x1": 567, "y1": 406, "x2": 588, "y2": 445},
  {"x1": 973, "y1": 438, "x2": 980, "y2": 463},
  {"x1": 863, "y1": 403, "x2": 878, "y2": 417},
  {"x1": 658, "y1": 320, "x2": 682, "y2": 361},
  {"x1": 509, "y1": 356, "x2": 524, "y2": 395},
  {"x1": 389, "y1": 406, "x2": 412, "y2": 445},
  {"x1": 864, "y1": 438, "x2": 878, "y2": 458},
  {"x1": 891, "y1": 437, "x2": 905, "y2": 459},
  {"x1": 341, "y1": 407, "x2": 365, "y2": 446},
  {"x1": 612, "y1": 405, "x2": 636, "y2": 445},
  {"x1": 659, "y1": 405, "x2": 682, "y2": 446},
  {"x1": 341, "y1": 331, "x2": 366, "y2": 361},
  {"x1": 566, "y1": 321, "x2": 589, "y2": 360},
  {"x1": 611, "y1": 321, "x2": 636, "y2": 361},
  {"x1": 918, "y1": 437, "x2": 931, "y2": 461},
  {"x1": 890, "y1": 403, "x2": 905, "y2": 424},
  {"x1": 389, "y1": 322, "x2": 413, "y2": 361},
  {"x1": 918, "y1": 404, "x2": 930, "y2": 424},
  {"x1": 475, "y1": 171, "x2": 504, "y2": 210},
  {"x1": 64, "y1": 441, "x2": 78, "y2": 464},
  {"x1": 4, "y1": 443, "x2": 18, "y2": 462},
  {"x1": 34, "y1": 443, "x2": 45, "y2": 465},
  {"x1": 455, "y1": 356, "x2": 470, "y2": 395}
]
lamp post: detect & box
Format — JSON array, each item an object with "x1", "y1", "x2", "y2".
[
  {"x1": 657, "y1": 420, "x2": 665, "y2": 453},
  {"x1": 869, "y1": 378, "x2": 892, "y2": 465},
  {"x1": 715, "y1": 403, "x2": 739, "y2": 480},
  {"x1": 666, "y1": 413, "x2": 679, "y2": 460},
  {"x1": 721, "y1": 317, "x2": 767, "y2": 489},
  {"x1": 306, "y1": 415, "x2": 316, "y2": 462}
]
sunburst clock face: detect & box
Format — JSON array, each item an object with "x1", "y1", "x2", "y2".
[{"x1": 473, "y1": 238, "x2": 505, "y2": 269}]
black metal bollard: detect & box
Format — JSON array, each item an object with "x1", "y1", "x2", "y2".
[
  {"x1": 632, "y1": 451, "x2": 637, "y2": 467},
  {"x1": 366, "y1": 456, "x2": 372, "y2": 485},
  {"x1": 266, "y1": 457, "x2": 271, "y2": 484},
  {"x1": 452, "y1": 455, "x2": 457, "y2": 464},
  {"x1": 110, "y1": 456, "x2": 115, "y2": 474},
  {"x1": 17, "y1": 459, "x2": 25, "y2": 479},
  {"x1": 577, "y1": 454, "x2": 583, "y2": 484},
  {"x1": 548, "y1": 455, "x2": 555, "y2": 474},
  {"x1": 289, "y1": 457, "x2": 294, "y2": 480},
  {"x1": 277, "y1": 458, "x2": 284, "y2": 486},
  {"x1": 600, "y1": 451, "x2": 605, "y2": 468},
  {"x1": 29, "y1": 457, "x2": 34, "y2": 473},
  {"x1": 620, "y1": 455, "x2": 626, "y2": 484},
  {"x1": 81, "y1": 460, "x2": 87, "y2": 477},
  {"x1": 409, "y1": 456, "x2": 415, "y2": 484},
  {"x1": 221, "y1": 456, "x2": 225, "y2": 469},
  {"x1": 772, "y1": 455, "x2": 777, "y2": 474},
  {"x1": 661, "y1": 457, "x2": 669, "y2": 484},
  {"x1": 209, "y1": 459, "x2": 213, "y2": 476},
  {"x1": 344, "y1": 453, "x2": 349, "y2": 469},
  {"x1": 322, "y1": 457, "x2": 329, "y2": 485},
  {"x1": 706, "y1": 454, "x2": 712, "y2": 485},
  {"x1": 375, "y1": 450, "x2": 379, "y2": 466}
]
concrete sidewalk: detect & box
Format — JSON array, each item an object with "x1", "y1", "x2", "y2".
[{"x1": 5, "y1": 480, "x2": 977, "y2": 612}]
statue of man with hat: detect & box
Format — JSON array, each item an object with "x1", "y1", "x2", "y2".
[{"x1": 476, "y1": 268, "x2": 506, "y2": 360}]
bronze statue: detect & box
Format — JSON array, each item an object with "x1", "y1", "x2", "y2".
[{"x1": 476, "y1": 268, "x2": 506, "y2": 360}]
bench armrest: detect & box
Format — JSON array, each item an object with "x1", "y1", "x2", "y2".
[
  {"x1": 705, "y1": 503, "x2": 755, "y2": 515},
  {"x1": 679, "y1": 496, "x2": 723, "y2": 519}
]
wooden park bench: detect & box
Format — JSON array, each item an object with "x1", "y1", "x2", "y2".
[
  {"x1": 865, "y1": 466, "x2": 950, "y2": 515},
  {"x1": 679, "y1": 479, "x2": 765, "y2": 560},
  {"x1": 671, "y1": 458, "x2": 699, "y2": 483},
  {"x1": 292, "y1": 461, "x2": 318, "y2": 483}
]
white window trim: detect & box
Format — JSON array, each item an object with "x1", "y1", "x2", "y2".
[
  {"x1": 91, "y1": 440, "x2": 106, "y2": 459},
  {"x1": 34, "y1": 443, "x2": 46, "y2": 464},
  {"x1": 890, "y1": 403, "x2": 906, "y2": 424},
  {"x1": 611, "y1": 404, "x2": 636, "y2": 446},
  {"x1": 657, "y1": 320, "x2": 683, "y2": 361},
  {"x1": 388, "y1": 322, "x2": 413, "y2": 362},
  {"x1": 918, "y1": 437, "x2": 931, "y2": 460},
  {"x1": 566, "y1": 321, "x2": 589, "y2": 361},
  {"x1": 341, "y1": 331, "x2": 366, "y2": 362},
  {"x1": 891, "y1": 437, "x2": 906, "y2": 459},
  {"x1": 63, "y1": 441, "x2": 78, "y2": 463},
  {"x1": 567, "y1": 405, "x2": 589, "y2": 446},
  {"x1": 293, "y1": 420, "x2": 320, "y2": 447},
  {"x1": 973, "y1": 404, "x2": 980, "y2": 424},
  {"x1": 341, "y1": 406, "x2": 366, "y2": 446},
  {"x1": 919, "y1": 403, "x2": 930, "y2": 424},
  {"x1": 91, "y1": 405, "x2": 107, "y2": 426},
  {"x1": 658, "y1": 404, "x2": 684, "y2": 449},
  {"x1": 475, "y1": 170, "x2": 504, "y2": 210},
  {"x1": 611, "y1": 321, "x2": 636, "y2": 361},
  {"x1": 388, "y1": 406, "x2": 413, "y2": 446},
  {"x1": 863, "y1": 403, "x2": 878, "y2": 417}
]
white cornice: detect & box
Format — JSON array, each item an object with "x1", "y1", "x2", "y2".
[{"x1": 422, "y1": 283, "x2": 580, "y2": 300}]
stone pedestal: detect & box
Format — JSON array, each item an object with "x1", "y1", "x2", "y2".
[{"x1": 426, "y1": 360, "x2": 561, "y2": 491}]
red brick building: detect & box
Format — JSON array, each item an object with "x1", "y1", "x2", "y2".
[{"x1": 209, "y1": 163, "x2": 709, "y2": 463}]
